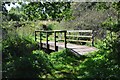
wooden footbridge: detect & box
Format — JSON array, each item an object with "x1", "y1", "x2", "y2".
[{"x1": 35, "y1": 30, "x2": 97, "y2": 55}]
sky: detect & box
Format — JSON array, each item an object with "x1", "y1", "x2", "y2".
[{"x1": 5, "y1": 2, "x2": 29, "y2": 12}]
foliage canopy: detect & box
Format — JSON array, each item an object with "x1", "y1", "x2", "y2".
[{"x1": 2, "y1": 2, "x2": 72, "y2": 22}]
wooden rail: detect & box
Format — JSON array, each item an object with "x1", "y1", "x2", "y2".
[
  {"x1": 35, "y1": 30, "x2": 67, "y2": 51},
  {"x1": 66, "y1": 30, "x2": 94, "y2": 46},
  {"x1": 35, "y1": 30, "x2": 95, "y2": 51}
]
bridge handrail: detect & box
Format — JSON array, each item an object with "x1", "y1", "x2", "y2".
[
  {"x1": 35, "y1": 30, "x2": 66, "y2": 33},
  {"x1": 67, "y1": 30, "x2": 92, "y2": 32},
  {"x1": 35, "y1": 30, "x2": 95, "y2": 51},
  {"x1": 35, "y1": 30, "x2": 67, "y2": 51}
]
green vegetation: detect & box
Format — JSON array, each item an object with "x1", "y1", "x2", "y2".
[
  {"x1": 1, "y1": 2, "x2": 120, "y2": 79},
  {"x1": 2, "y1": 2, "x2": 72, "y2": 22},
  {"x1": 3, "y1": 42, "x2": 120, "y2": 79}
]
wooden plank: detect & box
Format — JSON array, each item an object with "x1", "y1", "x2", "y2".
[
  {"x1": 67, "y1": 30, "x2": 92, "y2": 33},
  {"x1": 67, "y1": 39, "x2": 92, "y2": 42},
  {"x1": 57, "y1": 39, "x2": 91, "y2": 42},
  {"x1": 66, "y1": 35, "x2": 92, "y2": 38},
  {"x1": 42, "y1": 42, "x2": 59, "y2": 51},
  {"x1": 42, "y1": 43, "x2": 47, "y2": 48}
]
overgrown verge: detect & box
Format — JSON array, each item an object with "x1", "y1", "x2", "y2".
[
  {"x1": 48, "y1": 47, "x2": 120, "y2": 79},
  {"x1": 2, "y1": 42, "x2": 120, "y2": 79}
]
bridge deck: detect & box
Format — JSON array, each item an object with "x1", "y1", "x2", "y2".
[{"x1": 41, "y1": 41, "x2": 97, "y2": 55}]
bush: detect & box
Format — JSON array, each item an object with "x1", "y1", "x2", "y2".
[
  {"x1": 108, "y1": 37, "x2": 120, "y2": 65},
  {"x1": 48, "y1": 49, "x2": 85, "y2": 78},
  {"x1": 3, "y1": 50, "x2": 52, "y2": 78},
  {"x1": 2, "y1": 35, "x2": 39, "y2": 58},
  {"x1": 77, "y1": 50, "x2": 120, "y2": 79},
  {"x1": 48, "y1": 45, "x2": 120, "y2": 79},
  {"x1": 2, "y1": 33, "x2": 45, "y2": 78}
]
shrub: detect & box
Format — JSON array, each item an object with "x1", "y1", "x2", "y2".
[
  {"x1": 3, "y1": 50, "x2": 52, "y2": 78},
  {"x1": 2, "y1": 35, "x2": 39, "y2": 58}
]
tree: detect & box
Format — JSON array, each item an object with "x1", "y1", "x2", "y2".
[
  {"x1": 96, "y1": 2, "x2": 120, "y2": 64},
  {"x1": 23, "y1": 2, "x2": 71, "y2": 22},
  {"x1": 2, "y1": 2, "x2": 72, "y2": 22},
  {"x1": 60, "y1": 2, "x2": 118, "y2": 30}
]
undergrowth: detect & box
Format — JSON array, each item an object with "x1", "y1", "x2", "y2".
[
  {"x1": 3, "y1": 42, "x2": 120, "y2": 79},
  {"x1": 2, "y1": 21, "x2": 120, "y2": 79}
]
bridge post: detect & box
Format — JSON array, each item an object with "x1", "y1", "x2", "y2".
[
  {"x1": 54, "y1": 31, "x2": 58, "y2": 51},
  {"x1": 35, "y1": 31, "x2": 37, "y2": 41},
  {"x1": 92, "y1": 30, "x2": 94, "y2": 46},
  {"x1": 40, "y1": 31, "x2": 42, "y2": 49},
  {"x1": 64, "y1": 31, "x2": 67, "y2": 48},
  {"x1": 46, "y1": 32, "x2": 49, "y2": 49}
]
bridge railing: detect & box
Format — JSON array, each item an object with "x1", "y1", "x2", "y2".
[
  {"x1": 66, "y1": 30, "x2": 95, "y2": 46},
  {"x1": 35, "y1": 30, "x2": 67, "y2": 51},
  {"x1": 35, "y1": 30, "x2": 95, "y2": 51}
]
